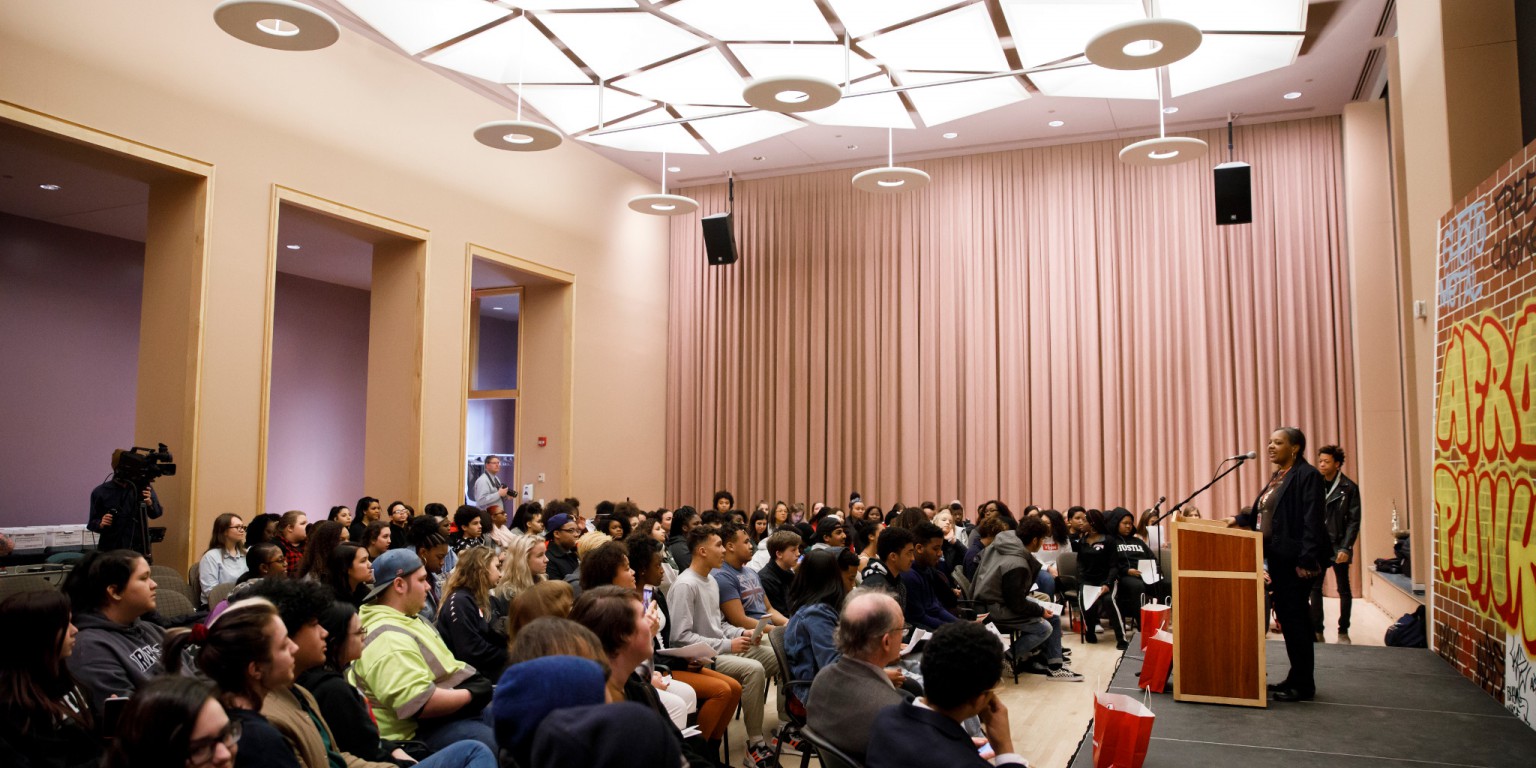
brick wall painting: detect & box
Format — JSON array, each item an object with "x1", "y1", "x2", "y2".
[{"x1": 1435, "y1": 138, "x2": 1536, "y2": 723}]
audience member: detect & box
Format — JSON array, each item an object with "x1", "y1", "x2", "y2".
[
  {"x1": 504, "y1": 616, "x2": 605, "y2": 668},
  {"x1": 531, "y1": 702, "x2": 683, "y2": 768},
  {"x1": 667, "y1": 525, "x2": 780, "y2": 766},
  {"x1": 504, "y1": 580, "x2": 574, "y2": 647},
  {"x1": 665, "y1": 507, "x2": 699, "y2": 570},
  {"x1": 407, "y1": 515, "x2": 451, "y2": 624},
  {"x1": 932, "y1": 508, "x2": 966, "y2": 574},
  {"x1": 543, "y1": 513, "x2": 582, "y2": 582},
  {"x1": 236, "y1": 543, "x2": 287, "y2": 590},
  {"x1": 715, "y1": 522, "x2": 788, "y2": 629},
  {"x1": 362, "y1": 522, "x2": 391, "y2": 560},
  {"x1": 1108, "y1": 507, "x2": 1163, "y2": 620},
  {"x1": 485, "y1": 506, "x2": 517, "y2": 551},
  {"x1": 1065, "y1": 506, "x2": 1089, "y2": 550},
  {"x1": 807, "y1": 517, "x2": 847, "y2": 552},
  {"x1": 295, "y1": 521, "x2": 346, "y2": 584},
  {"x1": 491, "y1": 534, "x2": 546, "y2": 615},
  {"x1": 323, "y1": 543, "x2": 372, "y2": 607},
  {"x1": 783, "y1": 550, "x2": 849, "y2": 702},
  {"x1": 326, "y1": 506, "x2": 354, "y2": 533},
  {"x1": 200, "y1": 513, "x2": 250, "y2": 605},
  {"x1": 490, "y1": 654, "x2": 608, "y2": 768},
  {"x1": 102, "y1": 676, "x2": 234, "y2": 768},
  {"x1": 508, "y1": 501, "x2": 544, "y2": 538},
  {"x1": 866, "y1": 621, "x2": 1023, "y2": 768},
  {"x1": 247, "y1": 513, "x2": 281, "y2": 548},
  {"x1": 0, "y1": 590, "x2": 103, "y2": 768},
  {"x1": 860, "y1": 525, "x2": 915, "y2": 605},
  {"x1": 805, "y1": 590, "x2": 910, "y2": 764},
  {"x1": 964, "y1": 514, "x2": 1014, "y2": 581},
  {"x1": 438, "y1": 547, "x2": 508, "y2": 680},
  {"x1": 596, "y1": 514, "x2": 630, "y2": 542},
  {"x1": 1077, "y1": 509, "x2": 1129, "y2": 649},
  {"x1": 162, "y1": 598, "x2": 301, "y2": 768},
  {"x1": 296, "y1": 601, "x2": 402, "y2": 764},
  {"x1": 449, "y1": 505, "x2": 489, "y2": 553},
  {"x1": 1036, "y1": 509, "x2": 1075, "y2": 595},
  {"x1": 350, "y1": 550, "x2": 496, "y2": 752},
  {"x1": 890, "y1": 507, "x2": 928, "y2": 533},
  {"x1": 385, "y1": 502, "x2": 412, "y2": 550},
  {"x1": 275, "y1": 511, "x2": 309, "y2": 577},
  {"x1": 350, "y1": 498, "x2": 381, "y2": 545},
  {"x1": 972, "y1": 517, "x2": 1083, "y2": 681},
  {"x1": 902, "y1": 523, "x2": 960, "y2": 629},
  {"x1": 61, "y1": 549, "x2": 165, "y2": 718},
  {"x1": 756, "y1": 530, "x2": 801, "y2": 615}
]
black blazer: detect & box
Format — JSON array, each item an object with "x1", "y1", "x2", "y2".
[
  {"x1": 1251, "y1": 457, "x2": 1330, "y2": 571},
  {"x1": 866, "y1": 701, "x2": 1015, "y2": 768}
]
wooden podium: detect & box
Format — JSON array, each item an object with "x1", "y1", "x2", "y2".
[{"x1": 1169, "y1": 518, "x2": 1266, "y2": 707}]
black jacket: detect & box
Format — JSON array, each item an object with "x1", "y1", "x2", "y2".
[
  {"x1": 292, "y1": 669, "x2": 394, "y2": 765},
  {"x1": 1323, "y1": 472, "x2": 1362, "y2": 556},
  {"x1": 87, "y1": 480, "x2": 163, "y2": 555},
  {"x1": 545, "y1": 543, "x2": 580, "y2": 582},
  {"x1": 867, "y1": 701, "x2": 1015, "y2": 768},
  {"x1": 436, "y1": 590, "x2": 507, "y2": 679},
  {"x1": 1252, "y1": 457, "x2": 1331, "y2": 571},
  {"x1": 0, "y1": 685, "x2": 103, "y2": 768}
]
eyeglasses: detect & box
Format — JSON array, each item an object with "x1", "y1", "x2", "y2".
[
  {"x1": 187, "y1": 719, "x2": 241, "y2": 765},
  {"x1": 558, "y1": 527, "x2": 579, "y2": 534},
  {"x1": 229, "y1": 525, "x2": 246, "y2": 531}
]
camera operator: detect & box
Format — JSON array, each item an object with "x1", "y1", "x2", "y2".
[{"x1": 88, "y1": 448, "x2": 169, "y2": 559}]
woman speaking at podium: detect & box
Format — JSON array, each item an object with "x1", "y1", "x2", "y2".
[{"x1": 1251, "y1": 427, "x2": 1330, "y2": 703}]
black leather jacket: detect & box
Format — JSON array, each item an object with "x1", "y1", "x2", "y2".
[{"x1": 1322, "y1": 472, "x2": 1362, "y2": 557}]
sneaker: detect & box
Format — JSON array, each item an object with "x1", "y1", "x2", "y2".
[
  {"x1": 745, "y1": 742, "x2": 778, "y2": 768},
  {"x1": 1021, "y1": 658, "x2": 1052, "y2": 676},
  {"x1": 773, "y1": 724, "x2": 803, "y2": 756},
  {"x1": 1337, "y1": 631, "x2": 1351, "y2": 645},
  {"x1": 1044, "y1": 666, "x2": 1085, "y2": 682}
]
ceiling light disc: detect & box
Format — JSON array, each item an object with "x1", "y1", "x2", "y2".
[
  {"x1": 213, "y1": 0, "x2": 339, "y2": 51},
  {"x1": 1117, "y1": 136, "x2": 1209, "y2": 166},
  {"x1": 627, "y1": 194, "x2": 699, "y2": 216},
  {"x1": 742, "y1": 75, "x2": 842, "y2": 113},
  {"x1": 473, "y1": 120, "x2": 563, "y2": 152},
  {"x1": 1085, "y1": 18, "x2": 1202, "y2": 70},
  {"x1": 852, "y1": 166, "x2": 931, "y2": 193}
]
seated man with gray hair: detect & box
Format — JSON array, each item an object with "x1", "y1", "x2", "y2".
[{"x1": 805, "y1": 588, "x2": 911, "y2": 763}]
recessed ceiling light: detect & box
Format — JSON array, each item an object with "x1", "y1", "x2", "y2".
[
  {"x1": 492, "y1": 306, "x2": 503, "y2": 311},
  {"x1": 38, "y1": 183, "x2": 61, "y2": 191},
  {"x1": 667, "y1": 166, "x2": 681, "y2": 173},
  {"x1": 752, "y1": 156, "x2": 764, "y2": 161},
  {"x1": 846, "y1": 144, "x2": 858, "y2": 150},
  {"x1": 1162, "y1": 106, "x2": 1179, "y2": 114},
  {"x1": 1048, "y1": 120, "x2": 1065, "y2": 127},
  {"x1": 1283, "y1": 91, "x2": 1302, "y2": 99},
  {"x1": 285, "y1": 244, "x2": 301, "y2": 250},
  {"x1": 942, "y1": 132, "x2": 958, "y2": 139},
  {"x1": 213, "y1": 0, "x2": 340, "y2": 51}
]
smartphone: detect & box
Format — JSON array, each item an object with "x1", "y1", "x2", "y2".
[
  {"x1": 977, "y1": 741, "x2": 996, "y2": 760},
  {"x1": 642, "y1": 586, "x2": 654, "y2": 610}
]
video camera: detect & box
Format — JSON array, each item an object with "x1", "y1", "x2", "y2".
[{"x1": 112, "y1": 443, "x2": 176, "y2": 489}]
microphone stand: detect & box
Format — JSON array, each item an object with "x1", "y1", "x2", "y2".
[{"x1": 1153, "y1": 458, "x2": 1253, "y2": 527}]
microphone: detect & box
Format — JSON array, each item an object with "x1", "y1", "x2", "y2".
[{"x1": 1226, "y1": 451, "x2": 1258, "y2": 461}]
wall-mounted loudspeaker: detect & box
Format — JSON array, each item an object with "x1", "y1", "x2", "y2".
[
  {"x1": 1214, "y1": 162, "x2": 1252, "y2": 226},
  {"x1": 702, "y1": 212, "x2": 738, "y2": 266}
]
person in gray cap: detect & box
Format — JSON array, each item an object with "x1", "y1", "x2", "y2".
[{"x1": 350, "y1": 549, "x2": 497, "y2": 752}]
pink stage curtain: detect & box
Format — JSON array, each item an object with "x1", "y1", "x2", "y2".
[{"x1": 665, "y1": 117, "x2": 1355, "y2": 519}]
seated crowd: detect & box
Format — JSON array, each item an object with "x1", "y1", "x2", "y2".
[{"x1": 1, "y1": 485, "x2": 1169, "y2": 768}]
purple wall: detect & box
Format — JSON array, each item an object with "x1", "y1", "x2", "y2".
[
  {"x1": 0, "y1": 213, "x2": 144, "y2": 526},
  {"x1": 265, "y1": 272, "x2": 369, "y2": 516}
]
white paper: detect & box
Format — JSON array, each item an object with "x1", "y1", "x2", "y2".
[
  {"x1": 901, "y1": 627, "x2": 930, "y2": 656},
  {"x1": 751, "y1": 617, "x2": 772, "y2": 644},
  {"x1": 655, "y1": 641, "x2": 717, "y2": 661},
  {"x1": 1082, "y1": 584, "x2": 1105, "y2": 609},
  {"x1": 680, "y1": 726, "x2": 702, "y2": 739},
  {"x1": 1028, "y1": 596, "x2": 1065, "y2": 616},
  {"x1": 1138, "y1": 559, "x2": 1162, "y2": 585}
]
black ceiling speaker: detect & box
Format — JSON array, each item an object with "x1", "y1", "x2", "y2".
[
  {"x1": 1214, "y1": 161, "x2": 1252, "y2": 226},
  {"x1": 702, "y1": 212, "x2": 737, "y2": 266},
  {"x1": 703, "y1": 174, "x2": 738, "y2": 266}
]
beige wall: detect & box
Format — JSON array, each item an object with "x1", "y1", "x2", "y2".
[{"x1": 0, "y1": 1, "x2": 669, "y2": 572}]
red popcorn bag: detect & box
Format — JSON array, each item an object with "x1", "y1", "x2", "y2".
[
  {"x1": 1138, "y1": 629, "x2": 1174, "y2": 694},
  {"x1": 1140, "y1": 600, "x2": 1170, "y2": 650},
  {"x1": 1092, "y1": 690, "x2": 1155, "y2": 768}
]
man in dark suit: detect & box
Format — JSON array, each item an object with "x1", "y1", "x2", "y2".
[
  {"x1": 805, "y1": 590, "x2": 910, "y2": 762},
  {"x1": 865, "y1": 621, "x2": 1025, "y2": 768},
  {"x1": 1252, "y1": 427, "x2": 1331, "y2": 702},
  {"x1": 1312, "y1": 444, "x2": 1362, "y2": 644}
]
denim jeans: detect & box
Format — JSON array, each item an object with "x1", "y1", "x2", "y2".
[
  {"x1": 417, "y1": 740, "x2": 498, "y2": 768},
  {"x1": 416, "y1": 706, "x2": 498, "y2": 754},
  {"x1": 1004, "y1": 614, "x2": 1064, "y2": 666}
]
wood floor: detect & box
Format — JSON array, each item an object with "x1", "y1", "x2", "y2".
[{"x1": 725, "y1": 597, "x2": 1396, "y2": 768}]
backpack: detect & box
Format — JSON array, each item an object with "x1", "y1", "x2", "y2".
[{"x1": 1384, "y1": 605, "x2": 1428, "y2": 648}]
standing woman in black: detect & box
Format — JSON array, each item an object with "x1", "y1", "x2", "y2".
[
  {"x1": 1075, "y1": 509, "x2": 1128, "y2": 649},
  {"x1": 1253, "y1": 427, "x2": 1329, "y2": 702}
]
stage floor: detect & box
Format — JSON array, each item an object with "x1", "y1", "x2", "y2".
[{"x1": 1070, "y1": 639, "x2": 1536, "y2": 768}]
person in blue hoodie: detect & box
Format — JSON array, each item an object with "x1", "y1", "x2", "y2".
[{"x1": 60, "y1": 550, "x2": 166, "y2": 719}]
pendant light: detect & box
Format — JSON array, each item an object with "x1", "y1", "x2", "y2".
[
  {"x1": 628, "y1": 153, "x2": 699, "y2": 216},
  {"x1": 474, "y1": 52, "x2": 562, "y2": 152},
  {"x1": 1118, "y1": 68, "x2": 1207, "y2": 167},
  {"x1": 213, "y1": 0, "x2": 339, "y2": 51},
  {"x1": 1084, "y1": 0, "x2": 1201, "y2": 72},
  {"x1": 742, "y1": 39, "x2": 843, "y2": 114},
  {"x1": 852, "y1": 128, "x2": 930, "y2": 193}
]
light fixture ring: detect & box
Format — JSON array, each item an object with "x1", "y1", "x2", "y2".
[
  {"x1": 852, "y1": 166, "x2": 931, "y2": 193},
  {"x1": 742, "y1": 75, "x2": 842, "y2": 113},
  {"x1": 1084, "y1": 18, "x2": 1202, "y2": 70},
  {"x1": 627, "y1": 194, "x2": 699, "y2": 216},
  {"x1": 473, "y1": 120, "x2": 563, "y2": 152},
  {"x1": 1117, "y1": 136, "x2": 1209, "y2": 166},
  {"x1": 213, "y1": 0, "x2": 339, "y2": 51}
]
